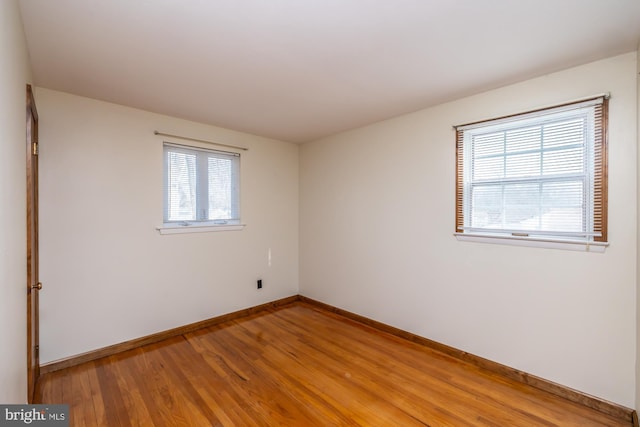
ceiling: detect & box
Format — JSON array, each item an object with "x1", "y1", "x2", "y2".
[{"x1": 18, "y1": 0, "x2": 640, "y2": 143}]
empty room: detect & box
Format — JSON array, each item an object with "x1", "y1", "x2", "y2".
[{"x1": 2, "y1": 0, "x2": 640, "y2": 425}]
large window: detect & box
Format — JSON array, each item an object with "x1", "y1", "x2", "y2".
[
  {"x1": 455, "y1": 96, "x2": 608, "y2": 244},
  {"x1": 163, "y1": 143, "x2": 240, "y2": 226}
]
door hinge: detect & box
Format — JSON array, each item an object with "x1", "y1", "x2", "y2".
[
  {"x1": 32, "y1": 141, "x2": 39, "y2": 156},
  {"x1": 35, "y1": 345, "x2": 39, "y2": 358}
]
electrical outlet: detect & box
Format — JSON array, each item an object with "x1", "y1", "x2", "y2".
[{"x1": 257, "y1": 279, "x2": 262, "y2": 289}]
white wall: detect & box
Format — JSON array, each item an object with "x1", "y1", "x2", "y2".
[
  {"x1": 36, "y1": 88, "x2": 299, "y2": 363},
  {"x1": 300, "y1": 52, "x2": 638, "y2": 407},
  {"x1": 636, "y1": 42, "x2": 640, "y2": 412},
  {"x1": 0, "y1": 0, "x2": 32, "y2": 403}
]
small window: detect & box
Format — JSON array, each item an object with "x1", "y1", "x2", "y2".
[
  {"x1": 163, "y1": 143, "x2": 240, "y2": 226},
  {"x1": 455, "y1": 96, "x2": 608, "y2": 244}
]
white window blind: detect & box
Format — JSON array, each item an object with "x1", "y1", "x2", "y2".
[
  {"x1": 164, "y1": 143, "x2": 240, "y2": 224},
  {"x1": 455, "y1": 96, "x2": 608, "y2": 243}
]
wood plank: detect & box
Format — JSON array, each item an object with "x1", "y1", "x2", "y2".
[
  {"x1": 93, "y1": 358, "x2": 133, "y2": 426},
  {"x1": 85, "y1": 363, "x2": 108, "y2": 426},
  {"x1": 69, "y1": 367, "x2": 97, "y2": 427},
  {"x1": 299, "y1": 296, "x2": 635, "y2": 422},
  {"x1": 35, "y1": 302, "x2": 633, "y2": 426},
  {"x1": 279, "y1": 303, "x2": 625, "y2": 426},
  {"x1": 40, "y1": 295, "x2": 299, "y2": 375}
]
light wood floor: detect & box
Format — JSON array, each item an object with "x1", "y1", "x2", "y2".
[{"x1": 36, "y1": 302, "x2": 630, "y2": 426}]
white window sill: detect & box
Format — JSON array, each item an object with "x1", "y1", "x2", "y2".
[
  {"x1": 454, "y1": 233, "x2": 608, "y2": 252},
  {"x1": 157, "y1": 223, "x2": 246, "y2": 235}
]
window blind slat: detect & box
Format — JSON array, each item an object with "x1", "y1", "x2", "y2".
[
  {"x1": 166, "y1": 151, "x2": 198, "y2": 221},
  {"x1": 455, "y1": 130, "x2": 464, "y2": 231},
  {"x1": 164, "y1": 144, "x2": 240, "y2": 224}
]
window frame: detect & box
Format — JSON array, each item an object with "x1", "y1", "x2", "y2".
[
  {"x1": 454, "y1": 96, "x2": 609, "y2": 250},
  {"x1": 161, "y1": 142, "x2": 242, "y2": 232}
]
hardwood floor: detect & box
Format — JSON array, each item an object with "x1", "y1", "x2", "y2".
[{"x1": 36, "y1": 302, "x2": 630, "y2": 426}]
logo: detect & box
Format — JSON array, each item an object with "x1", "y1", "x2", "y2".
[{"x1": 0, "y1": 405, "x2": 68, "y2": 426}]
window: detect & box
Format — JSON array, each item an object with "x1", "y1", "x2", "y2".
[
  {"x1": 163, "y1": 143, "x2": 240, "y2": 226},
  {"x1": 455, "y1": 96, "x2": 608, "y2": 246}
]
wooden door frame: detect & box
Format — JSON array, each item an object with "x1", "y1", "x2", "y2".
[{"x1": 26, "y1": 84, "x2": 39, "y2": 403}]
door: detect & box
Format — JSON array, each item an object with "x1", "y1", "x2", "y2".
[{"x1": 26, "y1": 84, "x2": 40, "y2": 403}]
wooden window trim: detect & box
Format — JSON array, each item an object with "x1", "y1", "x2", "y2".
[{"x1": 455, "y1": 96, "x2": 609, "y2": 244}]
